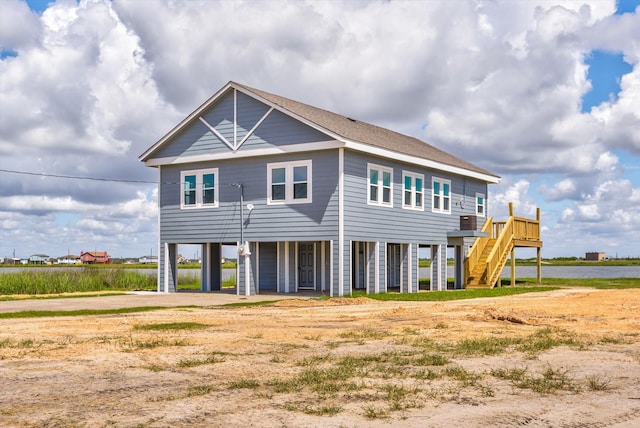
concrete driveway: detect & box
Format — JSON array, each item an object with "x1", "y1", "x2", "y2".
[{"x1": 0, "y1": 289, "x2": 322, "y2": 313}]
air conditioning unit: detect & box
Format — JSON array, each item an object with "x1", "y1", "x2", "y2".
[{"x1": 460, "y1": 215, "x2": 477, "y2": 230}]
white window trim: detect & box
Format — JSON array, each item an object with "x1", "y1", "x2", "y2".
[
  {"x1": 476, "y1": 192, "x2": 486, "y2": 217},
  {"x1": 402, "y1": 170, "x2": 424, "y2": 211},
  {"x1": 180, "y1": 168, "x2": 219, "y2": 209},
  {"x1": 267, "y1": 160, "x2": 312, "y2": 205},
  {"x1": 367, "y1": 163, "x2": 393, "y2": 207},
  {"x1": 432, "y1": 177, "x2": 451, "y2": 214}
]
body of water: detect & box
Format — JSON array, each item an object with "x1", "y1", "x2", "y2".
[{"x1": 418, "y1": 265, "x2": 640, "y2": 279}]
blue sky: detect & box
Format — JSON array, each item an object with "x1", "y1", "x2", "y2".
[{"x1": 1, "y1": 0, "x2": 639, "y2": 260}]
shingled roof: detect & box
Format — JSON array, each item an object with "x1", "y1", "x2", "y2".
[
  {"x1": 233, "y1": 82, "x2": 498, "y2": 180},
  {"x1": 141, "y1": 81, "x2": 498, "y2": 181}
]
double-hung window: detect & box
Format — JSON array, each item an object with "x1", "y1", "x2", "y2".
[
  {"x1": 181, "y1": 168, "x2": 218, "y2": 209},
  {"x1": 403, "y1": 171, "x2": 424, "y2": 210},
  {"x1": 368, "y1": 163, "x2": 393, "y2": 207},
  {"x1": 267, "y1": 160, "x2": 312, "y2": 204},
  {"x1": 432, "y1": 177, "x2": 451, "y2": 214},
  {"x1": 476, "y1": 193, "x2": 485, "y2": 217}
]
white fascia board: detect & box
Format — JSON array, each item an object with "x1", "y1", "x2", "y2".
[
  {"x1": 343, "y1": 140, "x2": 501, "y2": 183},
  {"x1": 143, "y1": 140, "x2": 343, "y2": 166}
]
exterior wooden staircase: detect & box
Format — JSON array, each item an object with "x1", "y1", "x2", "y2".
[{"x1": 464, "y1": 203, "x2": 542, "y2": 289}]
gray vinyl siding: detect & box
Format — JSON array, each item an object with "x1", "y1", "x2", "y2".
[
  {"x1": 410, "y1": 243, "x2": 418, "y2": 293},
  {"x1": 342, "y1": 150, "x2": 489, "y2": 244},
  {"x1": 259, "y1": 242, "x2": 277, "y2": 291},
  {"x1": 158, "y1": 150, "x2": 339, "y2": 244},
  {"x1": 242, "y1": 109, "x2": 330, "y2": 150},
  {"x1": 160, "y1": 243, "x2": 177, "y2": 293},
  {"x1": 401, "y1": 244, "x2": 408, "y2": 293},
  {"x1": 236, "y1": 91, "x2": 270, "y2": 144},
  {"x1": 379, "y1": 242, "x2": 386, "y2": 293},
  {"x1": 367, "y1": 242, "x2": 375, "y2": 294},
  {"x1": 150, "y1": 91, "x2": 331, "y2": 159},
  {"x1": 201, "y1": 91, "x2": 235, "y2": 145},
  {"x1": 153, "y1": 120, "x2": 228, "y2": 159}
]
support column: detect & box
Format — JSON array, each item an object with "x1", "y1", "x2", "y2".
[
  {"x1": 510, "y1": 247, "x2": 515, "y2": 288},
  {"x1": 431, "y1": 244, "x2": 445, "y2": 291},
  {"x1": 164, "y1": 243, "x2": 177, "y2": 293},
  {"x1": 454, "y1": 245, "x2": 464, "y2": 289},
  {"x1": 209, "y1": 243, "x2": 222, "y2": 291},
  {"x1": 537, "y1": 207, "x2": 542, "y2": 284},
  {"x1": 201, "y1": 243, "x2": 209, "y2": 292}
]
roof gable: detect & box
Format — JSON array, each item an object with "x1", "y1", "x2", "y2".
[{"x1": 140, "y1": 81, "x2": 499, "y2": 182}]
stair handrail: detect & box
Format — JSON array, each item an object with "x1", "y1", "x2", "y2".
[
  {"x1": 484, "y1": 215, "x2": 515, "y2": 287},
  {"x1": 464, "y1": 216, "x2": 493, "y2": 283}
]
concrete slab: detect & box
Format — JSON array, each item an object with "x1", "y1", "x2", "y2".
[{"x1": 0, "y1": 289, "x2": 323, "y2": 313}]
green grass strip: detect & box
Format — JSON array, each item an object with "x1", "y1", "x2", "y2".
[
  {"x1": 349, "y1": 287, "x2": 558, "y2": 302},
  {"x1": 532, "y1": 278, "x2": 640, "y2": 289},
  {"x1": 222, "y1": 300, "x2": 280, "y2": 307},
  {"x1": 0, "y1": 305, "x2": 198, "y2": 319}
]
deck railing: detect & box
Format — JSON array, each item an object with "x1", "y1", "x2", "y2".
[{"x1": 465, "y1": 204, "x2": 541, "y2": 288}]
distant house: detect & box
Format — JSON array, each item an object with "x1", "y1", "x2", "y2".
[
  {"x1": 57, "y1": 254, "x2": 81, "y2": 264},
  {"x1": 80, "y1": 251, "x2": 112, "y2": 264},
  {"x1": 138, "y1": 255, "x2": 158, "y2": 264},
  {"x1": 29, "y1": 254, "x2": 49, "y2": 264},
  {"x1": 585, "y1": 252, "x2": 606, "y2": 261}
]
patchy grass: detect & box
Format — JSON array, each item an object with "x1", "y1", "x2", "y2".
[
  {"x1": 133, "y1": 322, "x2": 209, "y2": 331},
  {"x1": 350, "y1": 287, "x2": 558, "y2": 302},
  {"x1": 176, "y1": 352, "x2": 228, "y2": 367},
  {"x1": 492, "y1": 365, "x2": 580, "y2": 394},
  {"x1": 0, "y1": 306, "x2": 194, "y2": 319},
  {"x1": 227, "y1": 379, "x2": 260, "y2": 389}
]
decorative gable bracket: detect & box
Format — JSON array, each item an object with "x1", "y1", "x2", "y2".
[{"x1": 198, "y1": 89, "x2": 274, "y2": 152}]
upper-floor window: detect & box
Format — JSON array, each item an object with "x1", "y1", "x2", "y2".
[
  {"x1": 432, "y1": 177, "x2": 451, "y2": 214},
  {"x1": 181, "y1": 168, "x2": 218, "y2": 209},
  {"x1": 267, "y1": 160, "x2": 312, "y2": 204},
  {"x1": 403, "y1": 171, "x2": 424, "y2": 210},
  {"x1": 368, "y1": 163, "x2": 393, "y2": 207},
  {"x1": 476, "y1": 193, "x2": 485, "y2": 217}
]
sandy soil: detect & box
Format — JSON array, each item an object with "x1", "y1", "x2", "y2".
[{"x1": 1, "y1": 287, "x2": 639, "y2": 427}]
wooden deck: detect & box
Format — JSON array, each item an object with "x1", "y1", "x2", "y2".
[{"x1": 465, "y1": 203, "x2": 542, "y2": 289}]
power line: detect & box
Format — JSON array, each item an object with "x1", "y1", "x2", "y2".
[{"x1": 0, "y1": 168, "x2": 174, "y2": 184}]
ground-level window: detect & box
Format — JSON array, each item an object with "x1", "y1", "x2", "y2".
[
  {"x1": 181, "y1": 168, "x2": 218, "y2": 209},
  {"x1": 432, "y1": 177, "x2": 451, "y2": 214},
  {"x1": 267, "y1": 160, "x2": 312, "y2": 204},
  {"x1": 403, "y1": 171, "x2": 424, "y2": 210},
  {"x1": 476, "y1": 193, "x2": 485, "y2": 217},
  {"x1": 368, "y1": 163, "x2": 393, "y2": 207}
]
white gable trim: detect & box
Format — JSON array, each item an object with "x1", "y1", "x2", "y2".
[
  {"x1": 141, "y1": 82, "x2": 499, "y2": 183},
  {"x1": 237, "y1": 106, "x2": 274, "y2": 148},
  {"x1": 345, "y1": 141, "x2": 500, "y2": 183},
  {"x1": 140, "y1": 82, "x2": 236, "y2": 161},
  {"x1": 145, "y1": 137, "x2": 499, "y2": 183},
  {"x1": 198, "y1": 116, "x2": 234, "y2": 151},
  {"x1": 144, "y1": 140, "x2": 343, "y2": 166}
]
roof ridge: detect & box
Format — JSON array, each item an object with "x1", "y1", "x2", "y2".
[{"x1": 233, "y1": 82, "x2": 497, "y2": 179}]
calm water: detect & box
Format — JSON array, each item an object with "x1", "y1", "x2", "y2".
[{"x1": 419, "y1": 265, "x2": 640, "y2": 279}]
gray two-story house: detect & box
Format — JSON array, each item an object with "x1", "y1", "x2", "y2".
[{"x1": 139, "y1": 81, "x2": 500, "y2": 296}]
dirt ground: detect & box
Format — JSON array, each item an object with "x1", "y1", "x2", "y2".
[{"x1": 1, "y1": 287, "x2": 639, "y2": 427}]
